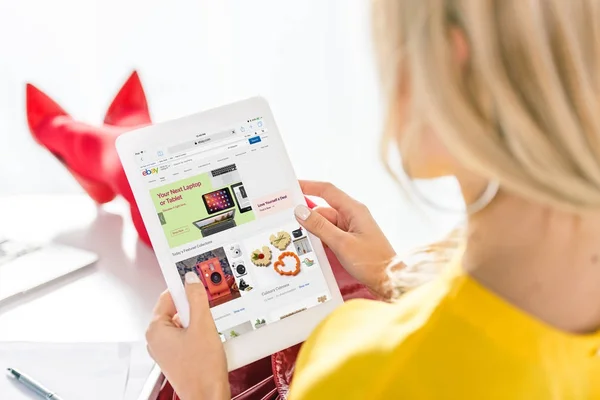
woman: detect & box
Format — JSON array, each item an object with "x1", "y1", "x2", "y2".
[{"x1": 146, "y1": 0, "x2": 600, "y2": 398}]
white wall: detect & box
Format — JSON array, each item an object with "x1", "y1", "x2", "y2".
[{"x1": 0, "y1": 0, "x2": 461, "y2": 251}]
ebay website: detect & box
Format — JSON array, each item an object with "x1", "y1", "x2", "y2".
[{"x1": 138, "y1": 118, "x2": 331, "y2": 342}]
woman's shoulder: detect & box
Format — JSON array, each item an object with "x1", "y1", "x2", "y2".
[{"x1": 289, "y1": 279, "x2": 455, "y2": 399}]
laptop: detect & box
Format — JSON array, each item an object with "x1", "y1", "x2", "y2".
[
  {"x1": 192, "y1": 209, "x2": 237, "y2": 237},
  {"x1": 0, "y1": 237, "x2": 98, "y2": 302}
]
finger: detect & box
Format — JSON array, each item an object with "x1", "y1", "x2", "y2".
[
  {"x1": 294, "y1": 204, "x2": 346, "y2": 248},
  {"x1": 172, "y1": 313, "x2": 183, "y2": 329},
  {"x1": 313, "y1": 206, "x2": 339, "y2": 226},
  {"x1": 299, "y1": 180, "x2": 358, "y2": 211},
  {"x1": 153, "y1": 290, "x2": 177, "y2": 320},
  {"x1": 183, "y1": 272, "x2": 211, "y2": 329}
]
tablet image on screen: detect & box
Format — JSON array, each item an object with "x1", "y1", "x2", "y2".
[
  {"x1": 231, "y1": 182, "x2": 252, "y2": 213},
  {"x1": 202, "y1": 188, "x2": 235, "y2": 214}
]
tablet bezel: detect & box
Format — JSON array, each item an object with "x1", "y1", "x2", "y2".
[{"x1": 116, "y1": 97, "x2": 343, "y2": 371}]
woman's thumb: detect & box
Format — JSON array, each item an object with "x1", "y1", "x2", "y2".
[
  {"x1": 294, "y1": 204, "x2": 344, "y2": 248},
  {"x1": 184, "y1": 272, "x2": 210, "y2": 328}
]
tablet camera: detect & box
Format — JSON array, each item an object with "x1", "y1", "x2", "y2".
[
  {"x1": 233, "y1": 261, "x2": 247, "y2": 277},
  {"x1": 229, "y1": 244, "x2": 242, "y2": 258}
]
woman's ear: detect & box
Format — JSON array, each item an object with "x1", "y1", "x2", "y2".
[{"x1": 449, "y1": 27, "x2": 470, "y2": 68}]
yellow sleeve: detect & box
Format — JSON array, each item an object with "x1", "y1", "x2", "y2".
[
  {"x1": 289, "y1": 299, "x2": 396, "y2": 400},
  {"x1": 288, "y1": 279, "x2": 453, "y2": 400},
  {"x1": 287, "y1": 275, "x2": 559, "y2": 400}
]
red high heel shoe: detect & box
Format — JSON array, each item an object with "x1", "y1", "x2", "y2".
[{"x1": 26, "y1": 71, "x2": 152, "y2": 245}]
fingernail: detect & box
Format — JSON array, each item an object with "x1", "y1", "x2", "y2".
[
  {"x1": 294, "y1": 205, "x2": 311, "y2": 221},
  {"x1": 185, "y1": 272, "x2": 200, "y2": 284}
]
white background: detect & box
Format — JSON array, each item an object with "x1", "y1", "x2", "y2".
[{"x1": 0, "y1": 0, "x2": 461, "y2": 253}]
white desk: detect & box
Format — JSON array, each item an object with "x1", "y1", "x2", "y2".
[{"x1": 0, "y1": 195, "x2": 166, "y2": 342}]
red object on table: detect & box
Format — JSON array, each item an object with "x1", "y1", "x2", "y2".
[{"x1": 26, "y1": 71, "x2": 152, "y2": 246}]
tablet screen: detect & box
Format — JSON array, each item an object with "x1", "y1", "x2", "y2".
[{"x1": 126, "y1": 108, "x2": 335, "y2": 344}]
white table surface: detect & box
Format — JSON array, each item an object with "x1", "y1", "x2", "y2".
[{"x1": 0, "y1": 195, "x2": 166, "y2": 342}]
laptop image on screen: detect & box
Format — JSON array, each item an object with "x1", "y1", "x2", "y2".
[{"x1": 192, "y1": 210, "x2": 237, "y2": 237}]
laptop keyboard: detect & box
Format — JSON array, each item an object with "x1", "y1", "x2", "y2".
[
  {"x1": 210, "y1": 164, "x2": 237, "y2": 177},
  {"x1": 201, "y1": 219, "x2": 237, "y2": 237},
  {"x1": 0, "y1": 238, "x2": 41, "y2": 267}
]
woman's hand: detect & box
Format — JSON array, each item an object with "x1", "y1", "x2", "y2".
[
  {"x1": 146, "y1": 273, "x2": 230, "y2": 400},
  {"x1": 295, "y1": 180, "x2": 397, "y2": 298}
]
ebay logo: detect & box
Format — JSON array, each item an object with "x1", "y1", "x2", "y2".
[{"x1": 142, "y1": 168, "x2": 159, "y2": 176}]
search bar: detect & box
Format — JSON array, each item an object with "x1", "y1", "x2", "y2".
[
  {"x1": 170, "y1": 137, "x2": 251, "y2": 167},
  {"x1": 168, "y1": 128, "x2": 238, "y2": 154}
]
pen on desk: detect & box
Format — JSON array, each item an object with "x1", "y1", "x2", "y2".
[{"x1": 6, "y1": 367, "x2": 64, "y2": 400}]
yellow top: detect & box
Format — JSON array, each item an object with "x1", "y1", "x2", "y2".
[{"x1": 289, "y1": 264, "x2": 600, "y2": 400}]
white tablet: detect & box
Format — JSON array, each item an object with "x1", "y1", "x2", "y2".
[{"x1": 116, "y1": 97, "x2": 343, "y2": 370}]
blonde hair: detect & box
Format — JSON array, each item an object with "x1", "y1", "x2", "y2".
[{"x1": 373, "y1": 0, "x2": 600, "y2": 296}]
